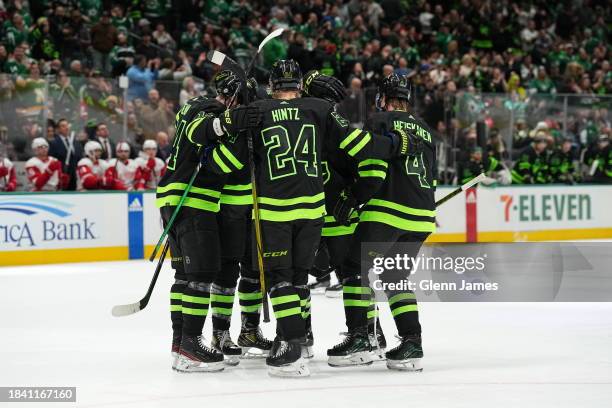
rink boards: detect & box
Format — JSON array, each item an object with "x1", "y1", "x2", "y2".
[{"x1": 1, "y1": 185, "x2": 611, "y2": 266}]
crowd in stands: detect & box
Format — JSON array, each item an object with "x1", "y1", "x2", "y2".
[{"x1": 0, "y1": 0, "x2": 610, "y2": 192}]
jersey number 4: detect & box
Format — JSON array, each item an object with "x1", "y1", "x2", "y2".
[
  {"x1": 262, "y1": 125, "x2": 317, "y2": 181},
  {"x1": 405, "y1": 153, "x2": 431, "y2": 188}
]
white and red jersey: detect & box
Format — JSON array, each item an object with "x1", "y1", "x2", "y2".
[
  {"x1": 25, "y1": 156, "x2": 63, "y2": 191},
  {"x1": 0, "y1": 157, "x2": 17, "y2": 191},
  {"x1": 105, "y1": 158, "x2": 139, "y2": 191},
  {"x1": 77, "y1": 157, "x2": 108, "y2": 190},
  {"x1": 135, "y1": 156, "x2": 166, "y2": 189}
]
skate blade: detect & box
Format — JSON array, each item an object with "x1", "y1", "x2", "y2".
[
  {"x1": 386, "y1": 358, "x2": 423, "y2": 372},
  {"x1": 328, "y1": 351, "x2": 373, "y2": 367},
  {"x1": 324, "y1": 290, "x2": 343, "y2": 298},
  {"x1": 309, "y1": 286, "x2": 329, "y2": 295},
  {"x1": 239, "y1": 347, "x2": 270, "y2": 359},
  {"x1": 171, "y1": 352, "x2": 179, "y2": 370},
  {"x1": 223, "y1": 355, "x2": 241, "y2": 366},
  {"x1": 268, "y1": 358, "x2": 310, "y2": 378},
  {"x1": 301, "y1": 345, "x2": 314, "y2": 359},
  {"x1": 371, "y1": 348, "x2": 386, "y2": 362},
  {"x1": 174, "y1": 355, "x2": 225, "y2": 373}
]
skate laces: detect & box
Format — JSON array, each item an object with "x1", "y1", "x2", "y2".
[
  {"x1": 197, "y1": 335, "x2": 218, "y2": 354},
  {"x1": 274, "y1": 341, "x2": 289, "y2": 358}
]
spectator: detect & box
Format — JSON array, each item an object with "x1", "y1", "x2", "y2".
[
  {"x1": 179, "y1": 76, "x2": 198, "y2": 105},
  {"x1": 152, "y1": 23, "x2": 176, "y2": 53},
  {"x1": 90, "y1": 12, "x2": 118, "y2": 75},
  {"x1": 4, "y1": 11, "x2": 28, "y2": 52},
  {"x1": 3, "y1": 44, "x2": 30, "y2": 75},
  {"x1": 48, "y1": 118, "x2": 84, "y2": 191},
  {"x1": 92, "y1": 123, "x2": 115, "y2": 160},
  {"x1": 126, "y1": 54, "x2": 158, "y2": 101},
  {"x1": 136, "y1": 89, "x2": 174, "y2": 140},
  {"x1": 155, "y1": 131, "x2": 172, "y2": 161},
  {"x1": 0, "y1": 154, "x2": 17, "y2": 191},
  {"x1": 135, "y1": 33, "x2": 159, "y2": 61},
  {"x1": 77, "y1": 140, "x2": 107, "y2": 191},
  {"x1": 25, "y1": 137, "x2": 67, "y2": 191},
  {"x1": 109, "y1": 32, "x2": 136, "y2": 76}
]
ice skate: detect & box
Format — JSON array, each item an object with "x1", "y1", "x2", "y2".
[
  {"x1": 267, "y1": 339, "x2": 310, "y2": 378},
  {"x1": 325, "y1": 282, "x2": 343, "y2": 298},
  {"x1": 327, "y1": 327, "x2": 373, "y2": 367},
  {"x1": 175, "y1": 335, "x2": 225, "y2": 373},
  {"x1": 307, "y1": 278, "x2": 330, "y2": 294},
  {"x1": 238, "y1": 326, "x2": 273, "y2": 359},
  {"x1": 385, "y1": 334, "x2": 423, "y2": 372},
  {"x1": 301, "y1": 328, "x2": 314, "y2": 359},
  {"x1": 171, "y1": 332, "x2": 181, "y2": 369},
  {"x1": 211, "y1": 329, "x2": 242, "y2": 366}
]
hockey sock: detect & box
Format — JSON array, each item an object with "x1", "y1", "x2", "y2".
[
  {"x1": 269, "y1": 281, "x2": 304, "y2": 341},
  {"x1": 295, "y1": 285, "x2": 311, "y2": 331},
  {"x1": 170, "y1": 279, "x2": 187, "y2": 335},
  {"x1": 342, "y1": 275, "x2": 370, "y2": 331},
  {"x1": 386, "y1": 290, "x2": 421, "y2": 336},
  {"x1": 181, "y1": 281, "x2": 211, "y2": 336},
  {"x1": 211, "y1": 284, "x2": 235, "y2": 331},
  {"x1": 238, "y1": 276, "x2": 263, "y2": 329}
]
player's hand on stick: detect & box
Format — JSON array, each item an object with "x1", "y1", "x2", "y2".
[
  {"x1": 221, "y1": 106, "x2": 262, "y2": 137},
  {"x1": 334, "y1": 189, "x2": 358, "y2": 226},
  {"x1": 388, "y1": 128, "x2": 424, "y2": 157}
]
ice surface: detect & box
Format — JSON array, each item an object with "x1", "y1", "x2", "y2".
[{"x1": 1, "y1": 260, "x2": 611, "y2": 408}]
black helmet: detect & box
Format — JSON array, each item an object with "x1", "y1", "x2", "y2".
[
  {"x1": 269, "y1": 59, "x2": 302, "y2": 92},
  {"x1": 379, "y1": 73, "x2": 411, "y2": 101},
  {"x1": 214, "y1": 70, "x2": 241, "y2": 99}
]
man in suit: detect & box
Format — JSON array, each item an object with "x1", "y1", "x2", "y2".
[
  {"x1": 92, "y1": 123, "x2": 115, "y2": 160},
  {"x1": 48, "y1": 118, "x2": 84, "y2": 191}
]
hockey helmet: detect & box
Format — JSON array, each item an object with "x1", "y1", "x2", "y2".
[
  {"x1": 84, "y1": 140, "x2": 103, "y2": 158},
  {"x1": 378, "y1": 73, "x2": 412, "y2": 102},
  {"x1": 269, "y1": 59, "x2": 302, "y2": 92},
  {"x1": 143, "y1": 139, "x2": 158, "y2": 150},
  {"x1": 31, "y1": 137, "x2": 49, "y2": 150},
  {"x1": 214, "y1": 70, "x2": 241, "y2": 99},
  {"x1": 116, "y1": 142, "x2": 131, "y2": 154}
]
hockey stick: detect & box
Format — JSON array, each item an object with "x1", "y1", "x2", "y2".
[
  {"x1": 112, "y1": 238, "x2": 170, "y2": 317},
  {"x1": 207, "y1": 29, "x2": 284, "y2": 324}
]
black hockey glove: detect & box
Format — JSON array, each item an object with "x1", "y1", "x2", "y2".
[
  {"x1": 220, "y1": 106, "x2": 262, "y2": 139},
  {"x1": 388, "y1": 128, "x2": 424, "y2": 157},
  {"x1": 303, "y1": 70, "x2": 347, "y2": 104},
  {"x1": 333, "y1": 189, "x2": 359, "y2": 227}
]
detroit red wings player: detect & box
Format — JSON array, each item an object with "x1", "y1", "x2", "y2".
[
  {"x1": 0, "y1": 156, "x2": 17, "y2": 191},
  {"x1": 135, "y1": 140, "x2": 166, "y2": 190},
  {"x1": 25, "y1": 137, "x2": 68, "y2": 191},
  {"x1": 105, "y1": 142, "x2": 139, "y2": 190},
  {"x1": 77, "y1": 141, "x2": 108, "y2": 190}
]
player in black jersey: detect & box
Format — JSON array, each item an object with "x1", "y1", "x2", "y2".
[
  {"x1": 156, "y1": 70, "x2": 260, "y2": 372},
  {"x1": 203, "y1": 60, "x2": 419, "y2": 377},
  {"x1": 329, "y1": 73, "x2": 437, "y2": 371}
]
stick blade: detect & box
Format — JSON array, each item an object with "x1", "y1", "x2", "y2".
[
  {"x1": 111, "y1": 302, "x2": 142, "y2": 317},
  {"x1": 208, "y1": 50, "x2": 226, "y2": 66},
  {"x1": 258, "y1": 28, "x2": 284, "y2": 52}
]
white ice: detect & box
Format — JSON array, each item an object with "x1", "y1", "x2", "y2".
[{"x1": 1, "y1": 259, "x2": 611, "y2": 408}]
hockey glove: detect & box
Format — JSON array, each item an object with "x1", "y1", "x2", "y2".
[
  {"x1": 388, "y1": 128, "x2": 424, "y2": 157},
  {"x1": 217, "y1": 106, "x2": 262, "y2": 140},
  {"x1": 303, "y1": 70, "x2": 347, "y2": 104},
  {"x1": 334, "y1": 189, "x2": 359, "y2": 227}
]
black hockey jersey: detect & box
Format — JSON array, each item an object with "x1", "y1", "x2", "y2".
[
  {"x1": 156, "y1": 96, "x2": 227, "y2": 213},
  {"x1": 207, "y1": 97, "x2": 398, "y2": 223},
  {"x1": 358, "y1": 110, "x2": 438, "y2": 233}
]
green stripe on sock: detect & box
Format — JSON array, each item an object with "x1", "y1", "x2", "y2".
[
  {"x1": 270, "y1": 294, "x2": 300, "y2": 306},
  {"x1": 241, "y1": 304, "x2": 261, "y2": 313},
  {"x1": 211, "y1": 294, "x2": 235, "y2": 303},
  {"x1": 170, "y1": 292, "x2": 182, "y2": 300},
  {"x1": 238, "y1": 291, "x2": 263, "y2": 300},
  {"x1": 388, "y1": 293, "x2": 416, "y2": 305},
  {"x1": 170, "y1": 305, "x2": 182, "y2": 312},
  {"x1": 391, "y1": 304, "x2": 418, "y2": 317},
  {"x1": 212, "y1": 307, "x2": 233, "y2": 316},
  {"x1": 367, "y1": 309, "x2": 378, "y2": 319},
  {"x1": 182, "y1": 307, "x2": 208, "y2": 316},
  {"x1": 344, "y1": 299, "x2": 372, "y2": 307},
  {"x1": 274, "y1": 307, "x2": 302, "y2": 319},
  {"x1": 343, "y1": 286, "x2": 371, "y2": 294},
  {"x1": 182, "y1": 295, "x2": 210, "y2": 304}
]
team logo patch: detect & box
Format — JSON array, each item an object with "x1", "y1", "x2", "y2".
[{"x1": 330, "y1": 111, "x2": 349, "y2": 128}]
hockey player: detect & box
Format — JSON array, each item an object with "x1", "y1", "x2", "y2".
[
  {"x1": 204, "y1": 60, "x2": 418, "y2": 377},
  {"x1": 155, "y1": 70, "x2": 260, "y2": 373},
  {"x1": 25, "y1": 137, "x2": 68, "y2": 191},
  {"x1": 77, "y1": 141, "x2": 109, "y2": 191},
  {"x1": 0, "y1": 156, "x2": 17, "y2": 192},
  {"x1": 210, "y1": 73, "x2": 273, "y2": 365},
  {"x1": 511, "y1": 134, "x2": 550, "y2": 184},
  {"x1": 135, "y1": 140, "x2": 166, "y2": 190},
  {"x1": 548, "y1": 138, "x2": 577, "y2": 184},
  {"x1": 457, "y1": 146, "x2": 503, "y2": 185},
  {"x1": 105, "y1": 142, "x2": 139, "y2": 190},
  {"x1": 329, "y1": 73, "x2": 435, "y2": 371}
]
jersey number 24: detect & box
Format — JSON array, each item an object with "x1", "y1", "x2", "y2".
[{"x1": 261, "y1": 125, "x2": 318, "y2": 181}]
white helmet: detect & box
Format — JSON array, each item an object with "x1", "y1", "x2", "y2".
[
  {"x1": 31, "y1": 137, "x2": 49, "y2": 150},
  {"x1": 84, "y1": 140, "x2": 103, "y2": 158},
  {"x1": 116, "y1": 142, "x2": 131, "y2": 153},
  {"x1": 143, "y1": 140, "x2": 158, "y2": 150}
]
